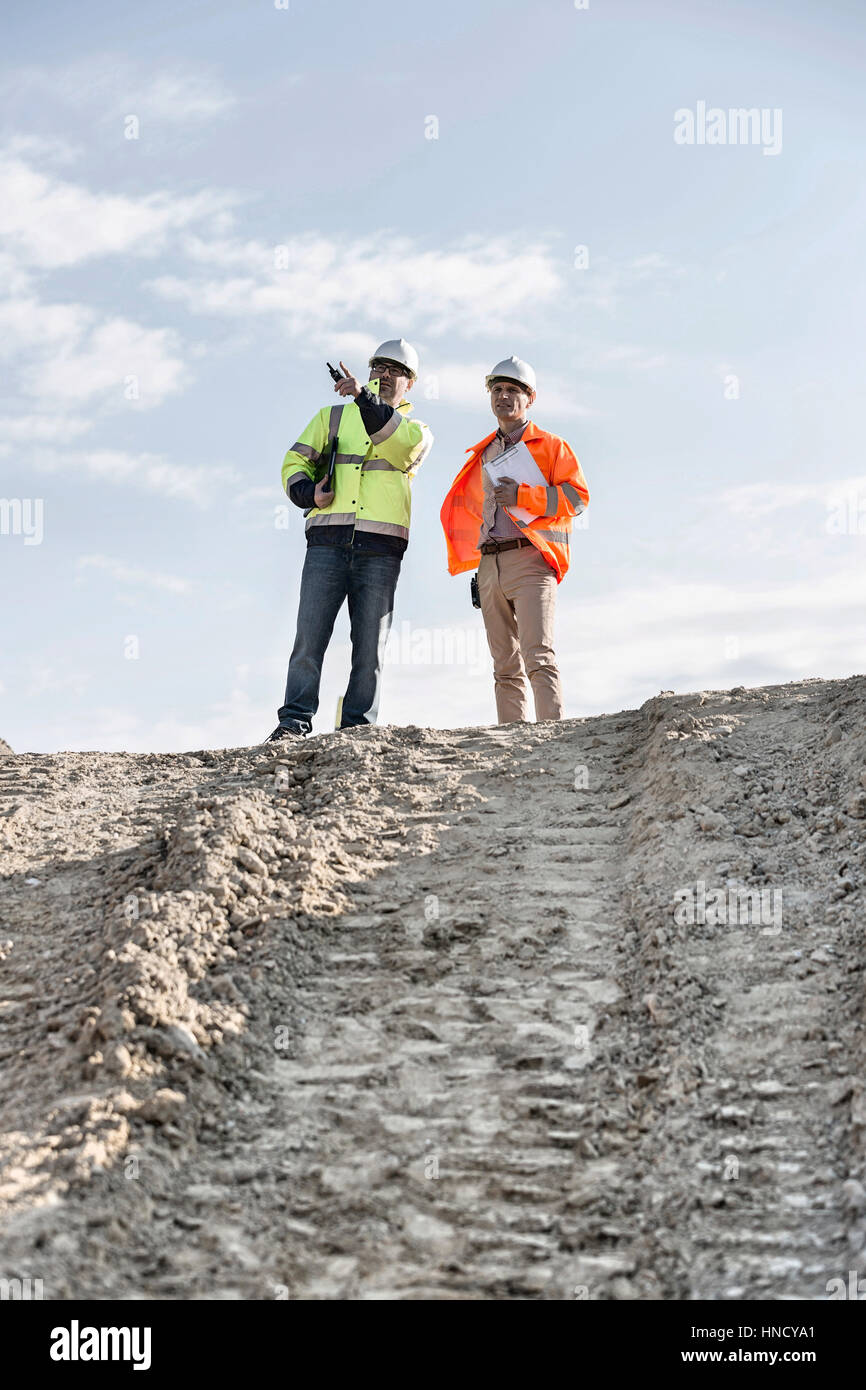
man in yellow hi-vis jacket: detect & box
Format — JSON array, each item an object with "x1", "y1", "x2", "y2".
[{"x1": 265, "y1": 338, "x2": 433, "y2": 741}]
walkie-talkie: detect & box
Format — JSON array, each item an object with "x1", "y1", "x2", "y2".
[{"x1": 326, "y1": 362, "x2": 342, "y2": 383}]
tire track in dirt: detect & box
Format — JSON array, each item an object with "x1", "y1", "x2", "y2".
[
  {"x1": 0, "y1": 676, "x2": 864, "y2": 1300},
  {"x1": 616, "y1": 682, "x2": 866, "y2": 1300},
  {"x1": 258, "y1": 711, "x2": 647, "y2": 1300}
]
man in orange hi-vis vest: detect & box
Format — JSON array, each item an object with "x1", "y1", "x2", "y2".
[{"x1": 440, "y1": 356, "x2": 589, "y2": 724}]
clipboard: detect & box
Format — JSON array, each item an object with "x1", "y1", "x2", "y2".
[{"x1": 482, "y1": 441, "x2": 548, "y2": 526}]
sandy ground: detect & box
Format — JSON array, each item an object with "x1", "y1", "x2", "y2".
[{"x1": 0, "y1": 675, "x2": 865, "y2": 1300}]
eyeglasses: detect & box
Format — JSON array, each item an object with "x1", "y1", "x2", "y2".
[{"x1": 370, "y1": 359, "x2": 409, "y2": 377}]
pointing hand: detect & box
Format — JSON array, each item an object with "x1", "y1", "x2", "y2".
[{"x1": 334, "y1": 361, "x2": 362, "y2": 398}]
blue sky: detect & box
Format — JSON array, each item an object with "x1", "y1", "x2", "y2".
[{"x1": 1, "y1": 0, "x2": 864, "y2": 751}]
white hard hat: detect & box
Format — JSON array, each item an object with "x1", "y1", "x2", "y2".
[
  {"x1": 485, "y1": 355, "x2": 537, "y2": 393},
  {"x1": 369, "y1": 338, "x2": 419, "y2": 380}
]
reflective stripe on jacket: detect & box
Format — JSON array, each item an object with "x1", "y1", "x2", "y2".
[
  {"x1": 281, "y1": 385, "x2": 433, "y2": 543},
  {"x1": 440, "y1": 420, "x2": 589, "y2": 582}
]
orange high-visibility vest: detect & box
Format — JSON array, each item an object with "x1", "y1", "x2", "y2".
[{"x1": 440, "y1": 421, "x2": 589, "y2": 583}]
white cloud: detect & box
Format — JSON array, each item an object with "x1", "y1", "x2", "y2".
[
  {"x1": 0, "y1": 249, "x2": 33, "y2": 297},
  {"x1": 24, "y1": 316, "x2": 189, "y2": 406},
  {"x1": 0, "y1": 295, "x2": 190, "y2": 409},
  {"x1": 0, "y1": 153, "x2": 234, "y2": 269},
  {"x1": 0, "y1": 151, "x2": 245, "y2": 446},
  {"x1": 1, "y1": 133, "x2": 82, "y2": 166},
  {"x1": 0, "y1": 296, "x2": 92, "y2": 353},
  {"x1": 150, "y1": 234, "x2": 563, "y2": 337},
  {"x1": 34, "y1": 449, "x2": 240, "y2": 504},
  {"x1": 0, "y1": 413, "x2": 93, "y2": 443},
  {"x1": 76, "y1": 554, "x2": 195, "y2": 594},
  {"x1": 8, "y1": 59, "x2": 236, "y2": 126},
  {"x1": 139, "y1": 70, "x2": 236, "y2": 122},
  {"x1": 720, "y1": 474, "x2": 866, "y2": 518}
]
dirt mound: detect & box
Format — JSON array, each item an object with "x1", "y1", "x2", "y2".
[
  {"x1": 0, "y1": 680, "x2": 864, "y2": 1299},
  {"x1": 0, "y1": 737, "x2": 12, "y2": 756}
]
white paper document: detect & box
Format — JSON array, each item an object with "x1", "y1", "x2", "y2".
[{"x1": 482, "y1": 441, "x2": 548, "y2": 525}]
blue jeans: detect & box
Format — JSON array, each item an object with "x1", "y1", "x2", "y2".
[{"x1": 278, "y1": 545, "x2": 402, "y2": 734}]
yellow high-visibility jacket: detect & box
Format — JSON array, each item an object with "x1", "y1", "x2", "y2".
[{"x1": 282, "y1": 383, "x2": 433, "y2": 545}]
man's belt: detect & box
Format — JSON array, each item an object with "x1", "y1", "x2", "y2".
[{"x1": 479, "y1": 537, "x2": 534, "y2": 555}]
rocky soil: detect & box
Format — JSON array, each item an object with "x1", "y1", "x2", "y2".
[{"x1": 1, "y1": 675, "x2": 865, "y2": 1300}]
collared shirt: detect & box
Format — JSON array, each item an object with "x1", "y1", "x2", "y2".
[{"x1": 478, "y1": 420, "x2": 528, "y2": 544}]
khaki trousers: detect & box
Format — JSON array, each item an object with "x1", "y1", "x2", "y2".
[{"x1": 477, "y1": 545, "x2": 563, "y2": 724}]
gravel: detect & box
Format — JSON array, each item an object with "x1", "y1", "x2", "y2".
[{"x1": 0, "y1": 675, "x2": 864, "y2": 1299}]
